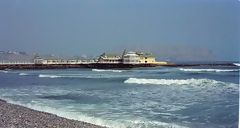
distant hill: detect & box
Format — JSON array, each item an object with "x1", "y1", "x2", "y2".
[
  {"x1": 0, "y1": 51, "x2": 34, "y2": 62},
  {"x1": 0, "y1": 51, "x2": 92, "y2": 63}
]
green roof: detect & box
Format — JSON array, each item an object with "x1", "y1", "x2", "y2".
[
  {"x1": 136, "y1": 52, "x2": 154, "y2": 57},
  {"x1": 100, "y1": 53, "x2": 121, "y2": 57}
]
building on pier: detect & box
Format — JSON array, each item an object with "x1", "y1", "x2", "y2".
[
  {"x1": 97, "y1": 53, "x2": 122, "y2": 64},
  {"x1": 33, "y1": 56, "x2": 94, "y2": 65},
  {"x1": 122, "y1": 51, "x2": 140, "y2": 64},
  {"x1": 33, "y1": 50, "x2": 168, "y2": 65},
  {"x1": 97, "y1": 50, "x2": 163, "y2": 65}
]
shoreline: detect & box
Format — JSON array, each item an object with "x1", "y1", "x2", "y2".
[{"x1": 0, "y1": 99, "x2": 106, "y2": 128}]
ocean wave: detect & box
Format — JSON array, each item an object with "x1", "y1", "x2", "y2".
[
  {"x1": 233, "y1": 63, "x2": 240, "y2": 66},
  {"x1": 0, "y1": 97, "x2": 187, "y2": 128},
  {"x1": 19, "y1": 73, "x2": 29, "y2": 76},
  {"x1": 0, "y1": 70, "x2": 8, "y2": 73},
  {"x1": 92, "y1": 69, "x2": 123, "y2": 73},
  {"x1": 39, "y1": 74, "x2": 62, "y2": 78},
  {"x1": 124, "y1": 78, "x2": 238, "y2": 90},
  {"x1": 38, "y1": 74, "x2": 129, "y2": 79},
  {"x1": 179, "y1": 68, "x2": 239, "y2": 72},
  {"x1": 124, "y1": 78, "x2": 215, "y2": 85}
]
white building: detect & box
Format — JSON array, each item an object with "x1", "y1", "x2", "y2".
[
  {"x1": 33, "y1": 56, "x2": 93, "y2": 65},
  {"x1": 123, "y1": 52, "x2": 140, "y2": 64},
  {"x1": 33, "y1": 57, "x2": 46, "y2": 64}
]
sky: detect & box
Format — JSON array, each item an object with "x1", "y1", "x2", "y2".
[{"x1": 0, "y1": 0, "x2": 239, "y2": 61}]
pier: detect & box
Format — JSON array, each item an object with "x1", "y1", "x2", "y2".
[
  {"x1": 0, "y1": 62, "x2": 237, "y2": 70},
  {"x1": 0, "y1": 63, "x2": 164, "y2": 70}
]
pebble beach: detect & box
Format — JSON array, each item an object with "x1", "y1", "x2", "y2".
[{"x1": 0, "y1": 99, "x2": 105, "y2": 128}]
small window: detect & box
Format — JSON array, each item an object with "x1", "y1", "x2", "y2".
[{"x1": 145, "y1": 61, "x2": 147, "y2": 63}]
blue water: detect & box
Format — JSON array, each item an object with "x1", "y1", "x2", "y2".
[{"x1": 0, "y1": 66, "x2": 239, "y2": 128}]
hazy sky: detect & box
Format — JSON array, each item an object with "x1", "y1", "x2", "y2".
[{"x1": 0, "y1": 0, "x2": 239, "y2": 61}]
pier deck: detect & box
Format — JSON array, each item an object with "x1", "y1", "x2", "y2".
[
  {"x1": 0, "y1": 63, "x2": 236, "y2": 70},
  {"x1": 0, "y1": 63, "x2": 164, "y2": 70}
]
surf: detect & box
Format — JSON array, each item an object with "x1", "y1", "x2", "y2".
[
  {"x1": 124, "y1": 78, "x2": 217, "y2": 85},
  {"x1": 0, "y1": 70, "x2": 8, "y2": 73},
  {"x1": 179, "y1": 68, "x2": 239, "y2": 72},
  {"x1": 38, "y1": 74, "x2": 62, "y2": 78},
  {"x1": 92, "y1": 69, "x2": 123, "y2": 73},
  {"x1": 124, "y1": 78, "x2": 238, "y2": 90},
  {"x1": 38, "y1": 74, "x2": 130, "y2": 79},
  {"x1": 19, "y1": 73, "x2": 29, "y2": 76},
  {"x1": 233, "y1": 63, "x2": 240, "y2": 66},
  {"x1": 0, "y1": 96, "x2": 187, "y2": 128}
]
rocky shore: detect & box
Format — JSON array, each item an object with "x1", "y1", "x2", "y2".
[{"x1": 0, "y1": 99, "x2": 105, "y2": 128}]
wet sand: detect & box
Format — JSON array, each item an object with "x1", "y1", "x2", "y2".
[{"x1": 0, "y1": 99, "x2": 105, "y2": 128}]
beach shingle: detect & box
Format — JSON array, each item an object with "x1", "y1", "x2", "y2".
[{"x1": 0, "y1": 99, "x2": 105, "y2": 128}]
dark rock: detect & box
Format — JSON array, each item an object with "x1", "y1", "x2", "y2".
[{"x1": 0, "y1": 99, "x2": 6, "y2": 103}]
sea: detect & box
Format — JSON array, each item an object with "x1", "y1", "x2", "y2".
[{"x1": 0, "y1": 63, "x2": 239, "y2": 128}]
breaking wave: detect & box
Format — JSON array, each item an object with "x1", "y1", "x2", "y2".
[
  {"x1": 19, "y1": 73, "x2": 29, "y2": 76},
  {"x1": 92, "y1": 69, "x2": 123, "y2": 73},
  {"x1": 124, "y1": 78, "x2": 215, "y2": 85},
  {"x1": 39, "y1": 74, "x2": 62, "y2": 78},
  {"x1": 233, "y1": 63, "x2": 240, "y2": 66},
  {"x1": 0, "y1": 70, "x2": 8, "y2": 73},
  {"x1": 38, "y1": 74, "x2": 129, "y2": 79},
  {"x1": 124, "y1": 78, "x2": 238, "y2": 90},
  {"x1": 1, "y1": 98, "x2": 187, "y2": 128},
  {"x1": 179, "y1": 68, "x2": 239, "y2": 72}
]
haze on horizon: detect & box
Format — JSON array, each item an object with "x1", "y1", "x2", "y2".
[{"x1": 0, "y1": 0, "x2": 239, "y2": 61}]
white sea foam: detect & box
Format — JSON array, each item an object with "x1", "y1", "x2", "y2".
[
  {"x1": 0, "y1": 70, "x2": 8, "y2": 73},
  {"x1": 92, "y1": 69, "x2": 123, "y2": 73},
  {"x1": 38, "y1": 74, "x2": 128, "y2": 79},
  {"x1": 124, "y1": 78, "x2": 238, "y2": 90},
  {"x1": 1, "y1": 98, "x2": 187, "y2": 128},
  {"x1": 39, "y1": 74, "x2": 62, "y2": 78},
  {"x1": 125, "y1": 78, "x2": 212, "y2": 85},
  {"x1": 233, "y1": 63, "x2": 240, "y2": 66},
  {"x1": 19, "y1": 73, "x2": 28, "y2": 76},
  {"x1": 179, "y1": 68, "x2": 239, "y2": 72},
  {"x1": 39, "y1": 74, "x2": 88, "y2": 78}
]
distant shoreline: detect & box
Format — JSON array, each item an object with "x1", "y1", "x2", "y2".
[{"x1": 0, "y1": 99, "x2": 105, "y2": 128}]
